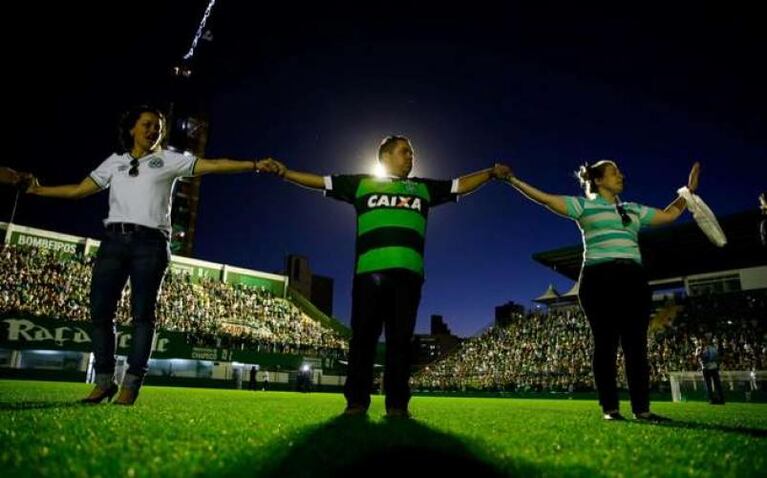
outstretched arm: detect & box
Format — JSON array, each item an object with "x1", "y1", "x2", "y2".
[
  {"x1": 27, "y1": 176, "x2": 102, "y2": 199},
  {"x1": 193, "y1": 157, "x2": 278, "y2": 176},
  {"x1": 454, "y1": 163, "x2": 509, "y2": 195},
  {"x1": 504, "y1": 168, "x2": 569, "y2": 217},
  {"x1": 266, "y1": 160, "x2": 326, "y2": 190}
]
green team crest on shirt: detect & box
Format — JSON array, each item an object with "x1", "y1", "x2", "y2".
[
  {"x1": 148, "y1": 157, "x2": 164, "y2": 169},
  {"x1": 403, "y1": 180, "x2": 419, "y2": 193}
]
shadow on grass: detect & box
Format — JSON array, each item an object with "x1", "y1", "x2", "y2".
[
  {"x1": 0, "y1": 400, "x2": 85, "y2": 411},
  {"x1": 259, "y1": 415, "x2": 503, "y2": 478},
  {"x1": 630, "y1": 418, "x2": 767, "y2": 438},
  {"x1": 229, "y1": 415, "x2": 602, "y2": 478}
]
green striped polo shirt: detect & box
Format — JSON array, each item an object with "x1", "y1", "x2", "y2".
[
  {"x1": 563, "y1": 195, "x2": 657, "y2": 267},
  {"x1": 324, "y1": 174, "x2": 458, "y2": 276}
]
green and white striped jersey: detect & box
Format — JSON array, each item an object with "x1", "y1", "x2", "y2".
[{"x1": 324, "y1": 174, "x2": 457, "y2": 276}]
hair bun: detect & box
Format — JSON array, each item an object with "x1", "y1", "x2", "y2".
[{"x1": 576, "y1": 164, "x2": 591, "y2": 182}]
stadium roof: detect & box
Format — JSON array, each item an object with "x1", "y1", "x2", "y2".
[
  {"x1": 533, "y1": 284, "x2": 561, "y2": 303},
  {"x1": 562, "y1": 281, "x2": 579, "y2": 297},
  {"x1": 533, "y1": 210, "x2": 766, "y2": 282}
]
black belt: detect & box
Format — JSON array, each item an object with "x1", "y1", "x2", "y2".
[
  {"x1": 608, "y1": 258, "x2": 638, "y2": 265},
  {"x1": 106, "y1": 223, "x2": 166, "y2": 237}
]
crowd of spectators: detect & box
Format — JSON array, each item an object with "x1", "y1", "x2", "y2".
[
  {"x1": 3, "y1": 243, "x2": 764, "y2": 386},
  {"x1": 413, "y1": 291, "x2": 766, "y2": 392},
  {"x1": 0, "y1": 245, "x2": 348, "y2": 357}
]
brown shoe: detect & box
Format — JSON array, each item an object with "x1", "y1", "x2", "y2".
[
  {"x1": 80, "y1": 383, "x2": 118, "y2": 404},
  {"x1": 113, "y1": 387, "x2": 140, "y2": 406}
]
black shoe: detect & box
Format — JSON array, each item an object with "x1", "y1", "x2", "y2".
[
  {"x1": 602, "y1": 411, "x2": 626, "y2": 421},
  {"x1": 342, "y1": 404, "x2": 368, "y2": 417},
  {"x1": 80, "y1": 383, "x2": 118, "y2": 404},
  {"x1": 634, "y1": 412, "x2": 671, "y2": 422}
]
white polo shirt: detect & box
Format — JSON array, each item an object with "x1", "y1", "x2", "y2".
[{"x1": 89, "y1": 149, "x2": 198, "y2": 234}]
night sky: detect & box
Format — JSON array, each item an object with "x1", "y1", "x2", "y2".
[{"x1": 5, "y1": 2, "x2": 765, "y2": 337}]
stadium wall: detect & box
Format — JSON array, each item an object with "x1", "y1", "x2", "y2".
[
  {"x1": 0, "y1": 315, "x2": 347, "y2": 391},
  {"x1": 0, "y1": 315, "x2": 342, "y2": 370}
]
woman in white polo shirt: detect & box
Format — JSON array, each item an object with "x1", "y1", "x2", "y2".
[
  {"x1": 503, "y1": 160, "x2": 700, "y2": 421},
  {"x1": 27, "y1": 105, "x2": 275, "y2": 405}
]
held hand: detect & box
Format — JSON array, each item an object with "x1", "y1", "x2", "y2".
[
  {"x1": 25, "y1": 175, "x2": 40, "y2": 194},
  {"x1": 687, "y1": 162, "x2": 700, "y2": 193},
  {"x1": 17, "y1": 172, "x2": 35, "y2": 191},
  {"x1": 272, "y1": 160, "x2": 288, "y2": 178},
  {"x1": 0, "y1": 166, "x2": 22, "y2": 185},
  {"x1": 491, "y1": 163, "x2": 513, "y2": 180},
  {"x1": 255, "y1": 158, "x2": 284, "y2": 175},
  {"x1": 255, "y1": 158, "x2": 276, "y2": 173}
]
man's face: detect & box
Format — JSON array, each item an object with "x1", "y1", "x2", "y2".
[{"x1": 381, "y1": 139, "x2": 414, "y2": 178}]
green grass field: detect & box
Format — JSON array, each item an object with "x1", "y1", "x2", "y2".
[{"x1": 1, "y1": 380, "x2": 766, "y2": 477}]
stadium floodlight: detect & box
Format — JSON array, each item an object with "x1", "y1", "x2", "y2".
[
  {"x1": 183, "y1": 0, "x2": 217, "y2": 61},
  {"x1": 301, "y1": 364, "x2": 311, "y2": 372}
]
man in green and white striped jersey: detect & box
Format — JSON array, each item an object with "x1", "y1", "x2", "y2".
[{"x1": 269, "y1": 136, "x2": 509, "y2": 417}]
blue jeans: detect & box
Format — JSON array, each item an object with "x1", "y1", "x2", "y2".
[{"x1": 89, "y1": 228, "x2": 169, "y2": 387}]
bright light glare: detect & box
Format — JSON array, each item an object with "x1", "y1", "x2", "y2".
[{"x1": 372, "y1": 162, "x2": 387, "y2": 178}]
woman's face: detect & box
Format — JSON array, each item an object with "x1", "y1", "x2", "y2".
[
  {"x1": 130, "y1": 112, "x2": 163, "y2": 152},
  {"x1": 595, "y1": 163, "x2": 624, "y2": 195}
]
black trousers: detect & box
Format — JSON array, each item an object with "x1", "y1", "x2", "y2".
[
  {"x1": 344, "y1": 270, "x2": 423, "y2": 411},
  {"x1": 578, "y1": 260, "x2": 652, "y2": 414},
  {"x1": 703, "y1": 369, "x2": 725, "y2": 404}
]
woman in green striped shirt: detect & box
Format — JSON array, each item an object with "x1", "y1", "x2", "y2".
[{"x1": 505, "y1": 160, "x2": 700, "y2": 421}]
